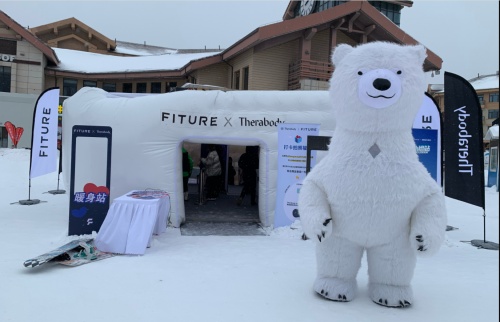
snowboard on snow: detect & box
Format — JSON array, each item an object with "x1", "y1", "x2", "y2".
[{"x1": 23, "y1": 238, "x2": 114, "y2": 268}]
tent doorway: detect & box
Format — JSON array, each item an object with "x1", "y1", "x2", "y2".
[{"x1": 180, "y1": 141, "x2": 264, "y2": 236}]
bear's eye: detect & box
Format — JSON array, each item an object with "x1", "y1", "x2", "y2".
[
  {"x1": 396, "y1": 70, "x2": 402, "y2": 75},
  {"x1": 357, "y1": 71, "x2": 363, "y2": 76}
]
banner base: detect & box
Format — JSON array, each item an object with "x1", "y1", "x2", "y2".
[
  {"x1": 48, "y1": 189, "x2": 66, "y2": 195},
  {"x1": 18, "y1": 199, "x2": 41, "y2": 205},
  {"x1": 470, "y1": 240, "x2": 499, "y2": 251}
]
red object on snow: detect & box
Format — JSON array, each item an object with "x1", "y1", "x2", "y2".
[{"x1": 4, "y1": 121, "x2": 24, "y2": 148}]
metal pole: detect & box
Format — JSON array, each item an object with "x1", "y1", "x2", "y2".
[{"x1": 197, "y1": 169, "x2": 205, "y2": 205}]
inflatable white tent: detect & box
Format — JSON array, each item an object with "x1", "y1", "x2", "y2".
[{"x1": 62, "y1": 87, "x2": 335, "y2": 227}]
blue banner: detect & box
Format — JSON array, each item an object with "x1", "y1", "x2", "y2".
[{"x1": 413, "y1": 128, "x2": 438, "y2": 182}]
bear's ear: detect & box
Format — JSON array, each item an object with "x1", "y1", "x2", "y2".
[
  {"x1": 331, "y1": 44, "x2": 353, "y2": 67},
  {"x1": 409, "y1": 44, "x2": 427, "y2": 65}
]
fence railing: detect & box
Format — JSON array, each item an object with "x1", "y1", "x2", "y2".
[{"x1": 288, "y1": 59, "x2": 334, "y2": 90}]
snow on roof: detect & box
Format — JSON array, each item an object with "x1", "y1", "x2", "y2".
[
  {"x1": 468, "y1": 74, "x2": 500, "y2": 91},
  {"x1": 484, "y1": 124, "x2": 499, "y2": 140},
  {"x1": 51, "y1": 47, "x2": 221, "y2": 73},
  {"x1": 430, "y1": 74, "x2": 498, "y2": 93},
  {"x1": 114, "y1": 40, "x2": 178, "y2": 56}
]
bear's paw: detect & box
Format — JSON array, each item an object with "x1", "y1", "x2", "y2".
[
  {"x1": 369, "y1": 283, "x2": 413, "y2": 308},
  {"x1": 313, "y1": 277, "x2": 357, "y2": 302}
]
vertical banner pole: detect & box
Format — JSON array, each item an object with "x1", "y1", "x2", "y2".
[
  {"x1": 444, "y1": 72, "x2": 497, "y2": 250},
  {"x1": 17, "y1": 87, "x2": 59, "y2": 205}
]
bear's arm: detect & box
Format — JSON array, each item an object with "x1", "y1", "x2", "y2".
[
  {"x1": 409, "y1": 191, "x2": 448, "y2": 256},
  {"x1": 298, "y1": 179, "x2": 333, "y2": 242}
]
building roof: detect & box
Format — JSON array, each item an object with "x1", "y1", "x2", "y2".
[
  {"x1": 29, "y1": 17, "x2": 117, "y2": 51},
  {"x1": 429, "y1": 73, "x2": 499, "y2": 94},
  {"x1": 28, "y1": 0, "x2": 443, "y2": 77},
  {"x1": 192, "y1": 0, "x2": 441, "y2": 73},
  {"x1": 484, "y1": 124, "x2": 499, "y2": 140},
  {"x1": 468, "y1": 73, "x2": 500, "y2": 91},
  {"x1": 0, "y1": 10, "x2": 59, "y2": 65}
]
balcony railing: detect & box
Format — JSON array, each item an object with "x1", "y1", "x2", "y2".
[{"x1": 288, "y1": 59, "x2": 333, "y2": 90}]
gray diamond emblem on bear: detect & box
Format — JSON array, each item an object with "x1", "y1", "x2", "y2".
[{"x1": 368, "y1": 143, "x2": 381, "y2": 158}]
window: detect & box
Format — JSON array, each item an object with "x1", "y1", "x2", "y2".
[
  {"x1": 314, "y1": 1, "x2": 348, "y2": 16},
  {"x1": 167, "y1": 82, "x2": 177, "y2": 92},
  {"x1": 490, "y1": 147, "x2": 498, "y2": 171},
  {"x1": 489, "y1": 92, "x2": 499, "y2": 102},
  {"x1": 102, "y1": 83, "x2": 116, "y2": 92},
  {"x1": 478, "y1": 94, "x2": 484, "y2": 105},
  {"x1": 234, "y1": 70, "x2": 240, "y2": 90},
  {"x1": 1, "y1": 126, "x2": 8, "y2": 148},
  {"x1": 151, "y1": 82, "x2": 161, "y2": 93},
  {"x1": 83, "y1": 80, "x2": 97, "y2": 87},
  {"x1": 63, "y1": 78, "x2": 78, "y2": 96},
  {"x1": 123, "y1": 83, "x2": 132, "y2": 93},
  {"x1": 488, "y1": 109, "x2": 499, "y2": 119},
  {"x1": 136, "y1": 82, "x2": 147, "y2": 93},
  {"x1": 0, "y1": 66, "x2": 11, "y2": 92},
  {"x1": 368, "y1": 1, "x2": 402, "y2": 26},
  {"x1": 243, "y1": 67, "x2": 249, "y2": 90}
]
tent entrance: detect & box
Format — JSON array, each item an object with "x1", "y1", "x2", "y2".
[{"x1": 180, "y1": 142, "x2": 265, "y2": 236}]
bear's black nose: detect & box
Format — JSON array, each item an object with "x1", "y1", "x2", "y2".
[{"x1": 373, "y1": 78, "x2": 391, "y2": 91}]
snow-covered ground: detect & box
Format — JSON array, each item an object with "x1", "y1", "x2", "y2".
[{"x1": 0, "y1": 148, "x2": 498, "y2": 322}]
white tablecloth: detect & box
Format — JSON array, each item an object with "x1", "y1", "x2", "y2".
[{"x1": 95, "y1": 190, "x2": 170, "y2": 255}]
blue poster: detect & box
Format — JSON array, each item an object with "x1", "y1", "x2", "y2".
[
  {"x1": 69, "y1": 125, "x2": 112, "y2": 236},
  {"x1": 413, "y1": 128, "x2": 438, "y2": 182},
  {"x1": 274, "y1": 123, "x2": 319, "y2": 228}
]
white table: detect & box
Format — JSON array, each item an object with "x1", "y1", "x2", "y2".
[{"x1": 95, "y1": 190, "x2": 170, "y2": 255}]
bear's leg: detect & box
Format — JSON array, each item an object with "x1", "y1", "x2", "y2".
[
  {"x1": 366, "y1": 234, "x2": 416, "y2": 308},
  {"x1": 314, "y1": 235, "x2": 363, "y2": 302}
]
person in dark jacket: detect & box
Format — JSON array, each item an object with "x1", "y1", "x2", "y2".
[
  {"x1": 200, "y1": 144, "x2": 222, "y2": 200},
  {"x1": 236, "y1": 146, "x2": 259, "y2": 206},
  {"x1": 182, "y1": 146, "x2": 193, "y2": 201}
]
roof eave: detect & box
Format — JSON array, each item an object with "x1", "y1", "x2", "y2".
[{"x1": 0, "y1": 10, "x2": 60, "y2": 65}]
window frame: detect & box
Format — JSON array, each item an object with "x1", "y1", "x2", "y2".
[
  {"x1": 122, "y1": 83, "x2": 132, "y2": 93},
  {"x1": 136, "y1": 82, "x2": 147, "y2": 93},
  {"x1": 0, "y1": 66, "x2": 11, "y2": 92},
  {"x1": 63, "y1": 78, "x2": 78, "y2": 96},
  {"x1": 102, "y1": 82, "x2": 116, "y2": 92}
]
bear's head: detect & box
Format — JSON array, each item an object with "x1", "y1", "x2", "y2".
[{"x1": 329, "y1": 42, "x2": 427, "y2": 133}]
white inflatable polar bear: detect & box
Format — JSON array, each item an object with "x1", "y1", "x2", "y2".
[{"x1": 298, "y1": 42, "x2": 447, "y2": 308}]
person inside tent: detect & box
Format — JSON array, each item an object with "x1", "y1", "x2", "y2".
[
  {"x1": 236, "y1": 146, "x2": 259, "y2": 206},
  {"x1": 182, "y1": 146, "x2": 194, "y2": 201},
  {"x1": 200, "y1": 144, "x2": 221, "y2": 201},
  {"x1": 227, "y1": 157, "x2": 236, "y2": 185}
]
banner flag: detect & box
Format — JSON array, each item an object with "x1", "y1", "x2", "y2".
[
  {"x1": 29, "y1": 87, "x2": 60, "y2": 179},
  {"x1": 413, "y1": 92, "x2": 443, "y2": 185},
  {"x1": 274, "y1": 123, "x2": 319, "y2": 228},
  {"x1": 443, "y1": 72, "x2": 484, "y2": 209}
]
